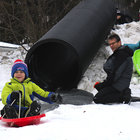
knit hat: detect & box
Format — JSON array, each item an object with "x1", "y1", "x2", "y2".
[{"x1": 11, "y1": 59, "x2": 29, "y2": 78}]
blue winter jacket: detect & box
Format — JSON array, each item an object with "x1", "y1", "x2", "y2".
[{"x1": 124, "y1": 41, "x2": 140, "y2": 51}]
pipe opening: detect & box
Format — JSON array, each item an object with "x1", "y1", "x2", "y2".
[{"x1": 28, "y1": 42, "x2": 80, "y2": 90}]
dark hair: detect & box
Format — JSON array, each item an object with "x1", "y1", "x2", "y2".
[{"x1": 108, "y1": 34, "x2": 121, "y2": 42}]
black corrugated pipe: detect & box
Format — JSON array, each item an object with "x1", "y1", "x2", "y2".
[{"x1": 25, "y1": 0, "x2": 116, "y2": 91}]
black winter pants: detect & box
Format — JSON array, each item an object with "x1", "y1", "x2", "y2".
[{"x1": 93, "y1": 86, "x2": 131, "y2": 104}]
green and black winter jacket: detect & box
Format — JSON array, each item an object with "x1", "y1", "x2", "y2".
[{"x1": 1, "y1": 77, "x2": 54, "y2": 110}]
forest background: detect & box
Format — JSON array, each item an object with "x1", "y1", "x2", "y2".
[{"x1": 0, "y1": 0, "x2": 139, "y2": 46}]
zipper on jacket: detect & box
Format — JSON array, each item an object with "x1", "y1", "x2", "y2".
[{"x1": 13, "y1": 78, "x2": 26, "y2": 107}]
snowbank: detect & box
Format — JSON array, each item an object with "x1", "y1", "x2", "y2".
[{"x1": 0, "y1": 21, "x2": 140, "y2": 140}]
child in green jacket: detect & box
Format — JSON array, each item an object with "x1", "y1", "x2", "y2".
[{"x1": 1, "y1": 59, "x2": 61, "y2": 118}]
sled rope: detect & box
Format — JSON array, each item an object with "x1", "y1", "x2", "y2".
[{"x1": 18, "y1": 92, "x2": 21, "y2": 118}]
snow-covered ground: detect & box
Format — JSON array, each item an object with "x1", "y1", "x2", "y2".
[
  {"x1": 0, "y1": 21, "x2": 140, "y2": 140},
  {"x1": 0, "y1": 41, "x2": 20, "y2": 49}
]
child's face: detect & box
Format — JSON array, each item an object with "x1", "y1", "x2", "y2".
[{"x1": 14, "y1": 70, "x2": 25, "y2": 82}]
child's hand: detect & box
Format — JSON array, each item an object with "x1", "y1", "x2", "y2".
[
  {"x1": 10, "y1": 90, "x2": 22, "y2": 103},
  {"x1": 50, "y1": 93, "x2": 62, "y2": 103}
]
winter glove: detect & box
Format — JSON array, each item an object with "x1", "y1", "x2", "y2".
[
  {"x1": 94, "y1": 82, "x2": 108, "y2": 91},
  {"x1": 10, "y1": 90, "x2": 22, "y2": 103},
  {"x1": 93, "y1": 82, "x2": 100, "y2": 88},
  {"x1": 50, "y1": 93, "x2": 62, "y2": 103},
  {"x1": 27, "y1": 101, "x2": 41, "y2": 117}
]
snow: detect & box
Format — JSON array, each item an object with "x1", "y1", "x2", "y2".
[
  {"x1": 0, "y1": 41, "x2": 20, "y2": 48},
  {"x1": 0, "y1": 21, "x2": 140, "y2": 140}
]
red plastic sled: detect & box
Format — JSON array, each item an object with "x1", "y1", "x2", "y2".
[{"x1": 0, "y1": 114, "x2": 45, "y2": 127}]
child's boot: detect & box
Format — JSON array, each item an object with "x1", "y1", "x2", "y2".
[
  {"x1": 26, "y1": 101, "x2": 41, "y2": 117},
  {"x1": 3, "y1": 104, "x2": 18, "y2": 118}
]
